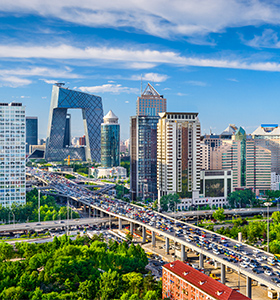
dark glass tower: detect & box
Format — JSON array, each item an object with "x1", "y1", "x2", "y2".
[
  {"x1": 101, "y1": 110, "x2": 120, "y2": 168},
  {"x1": 26, "y1": 117, "x2": 38, "y2": 154}
]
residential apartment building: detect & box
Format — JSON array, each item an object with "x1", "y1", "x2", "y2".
[
  {"x1": 136, "y1": 83, "x2": 166, "y2": 116},
  {"x1": 157, "y1": 112, "x2": 201, "y2": 201},
  {"x1": 0, "y1": 103, "x2": 26, "y2": 207},
  {"x1": 163, "y1": 260, "x2": 250, "y2": 300},
  {"x1": 130, "y1": 115, "x2": 159, "y2": 200}
]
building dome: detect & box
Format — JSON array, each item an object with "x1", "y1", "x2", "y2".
[{"x1": 103, "y1": 110, "x2": 118, "y2": 124}]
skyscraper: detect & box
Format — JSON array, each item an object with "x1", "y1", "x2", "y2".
[
  {"x1": 157, "y1": 112, "x2": 201, "y2": 201},
  {"x1": 0, "y1": 103, "x2": 26, "y2": 207},
  {"x1": 252, "y1": 124, "x2": 280, "y2": 174},
  {"x1": 130, "y1": 115, "x2": 159, "y2": 200},
  {"x1": 26, "y1": 117, "x2": 38, "y2": 154},
  {"x1": 45, "y1": 84, "x2": 103, "y2": 162},
  {"x1": 221, "y1": 127, "x2": 271, "y2": 193},
  {"x1": 101, "y1": 110, "x2": 120, "y2": 168},
  {"x1": 136, "y1": 83, "x2": 166, "y2": 116}
]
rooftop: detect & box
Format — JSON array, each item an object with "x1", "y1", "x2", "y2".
[{"x1": 163, "y1": 260, "x2": 250, "y2": 300}]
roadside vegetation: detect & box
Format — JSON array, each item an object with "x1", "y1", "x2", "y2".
[
  {"x1": 0, "y1": 189, "x2": 79, "y2": 224},
  {"x1": 0, "y1": 234, "x2": 161, "y2": 300}
]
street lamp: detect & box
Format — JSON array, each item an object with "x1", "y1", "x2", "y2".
[
  {"x1": 38, "y1": 189, "x2": 41, "y2": 223},
  {"x1": 264, "y1": 201, "x2": 272, "y2": 253}
]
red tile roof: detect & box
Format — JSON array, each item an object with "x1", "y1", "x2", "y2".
[{"x1": 163, "y1": 260, "x2": 250, "y2": 300}]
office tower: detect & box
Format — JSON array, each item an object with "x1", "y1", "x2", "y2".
[
  {"x1": 45, "y1": 84, "x2": 103, "y2": 162},
  {"x1": 221, "y1": 127, "x2": 271, "y2": 192},
  {"x1": 101, "y1": 110, "x2": 120, "y2": 168},
  {"x1": 63, "y1": 114, "x2": 71, "y2": 147},
  {"x1": 0, "y1": 103, "x2": 26, "y2": 207},
  {"x1": 79, "y1": 135, "x2": 86, "y2": 146},
  {"x1": 157, "y1": 112, "x2": 201, "y2": 201},
  {"x1": 130, "y1": 115, "x2": 159, "y2": 200},
  {"x1": 252, "y1": 124, "x2": 280, "y2": 174},
  {"x1": 136, "y1": 83, "x2": 166, "y2": 116},
  {"x1": 26, "y1": 117, "x2": 38, "y2": 154}
]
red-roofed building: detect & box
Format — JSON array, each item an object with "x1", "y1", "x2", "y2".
[{"x1": 162, "y1": 260, "x2": 250, "y2": 300}]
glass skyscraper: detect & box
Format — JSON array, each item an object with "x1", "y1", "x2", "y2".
[
  {"x1": 101, "y1": 110, "x2": 120, "y2": 168},
  {"x1": 26, "y1": 117, "x2": 38, "y2": 154},
  {"x1": 0, "y1": 103, "x2": 26, "y2": 207}
]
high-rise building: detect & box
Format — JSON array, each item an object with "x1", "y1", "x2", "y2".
[
  {"x1": 252, "y1": 124, "x2": 280, "y2": 174},
  {"x1": 101, "y1": 110, "x2": 120, "y2": 168},
  {"x1": 136, "y1": 83, "x2": 166, "y2": 116},
  {"x1": 221, "y1": 127, "x2": 271, "y2": 193},
  {"x1": 26, "y1": 117, "x2": 38, "y2": 154},
  {"x1": 63, "y1": 114, "x2": 71, "y2": 147},
  {"x1": 130, "y1": 115, "x2": 159, "y2": 200},
  {"x1": 45, "y1": 84, "x2": 103, "y2": 162},
  {"x1": 0, "y1": 103, "x2": 26, "y2": 207},
  {"x1": 157, "y1": 112, "x2": 201, "y2": 201}
]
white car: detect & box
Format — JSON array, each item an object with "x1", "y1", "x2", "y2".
[
  {"x1": 242, "y1": 251, "x2": 248, "y2": 255},
  {"x1": 265, "y1": 270, "x2": 273, "y2": 276},
  {"x1": 240, "y1": 262, "x2": 247, "y2": 268},
  {"x1": 256, "y1": 256, "x2": 263, "y2": 262}
]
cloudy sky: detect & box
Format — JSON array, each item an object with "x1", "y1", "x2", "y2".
[{"x1": 2, "y1": 0, "x2": 280, "y2": 139}]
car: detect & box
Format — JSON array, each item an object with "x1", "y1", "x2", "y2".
[
  {"x1": 252, "y1": 268, "x2": 263, "y2": 274},
  {"x1": 240, "y1": 262, "x2": 247, "y2": 268},
  {"x1": 262, "y1": 265, "x2": 271, "y2": 271},
  {"x1": 271, "y1": 277, "x2": 280, "y2": 284},
  {"x1": 275, "y1": 271, "x2": 280, "y2": 277},
  {"x1": 265, "y1": 270, "x2": 273, "y2": 276},
  {"x1": 256, "y1": 256, "x2": 263, "y2": 262},
  {"x1": 242, "y1": 251, "x2": 248, "y2": 255},
  {"x1": 249, "y1": 263, "x2": 258, "y2": 268}
]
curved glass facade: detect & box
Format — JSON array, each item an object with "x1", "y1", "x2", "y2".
[{"x1": 101, "y1": 124, "x2": 120, "y2": 168}]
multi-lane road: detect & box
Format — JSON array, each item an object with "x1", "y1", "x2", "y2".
[{"x1": 26, "y1": 167, "x2": 280, "y2": 296}]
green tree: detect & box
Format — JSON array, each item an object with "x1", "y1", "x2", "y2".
[
  {"x1": 99, "y1": 269, "x2": 121, "y2": 300},
  {"x1": 272, "y1": 211, "x2": 280, "y2": 223},
  {"x1": 212, "y1": 207, "x2": 225, "y2": 222}
]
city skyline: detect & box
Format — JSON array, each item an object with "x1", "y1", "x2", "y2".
[{"x1": 2, "y1": 1, "x2": 280, "y2": 139}]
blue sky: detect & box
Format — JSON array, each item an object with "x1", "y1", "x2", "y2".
[{"x1": 2, "y1": 1, "x2": 280, "y2": 139}]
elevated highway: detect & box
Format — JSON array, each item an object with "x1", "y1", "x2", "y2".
[{"x1": 26, "y1": 167, "x2": 280, "y2": 298}]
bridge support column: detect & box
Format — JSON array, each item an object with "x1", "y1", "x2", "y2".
[
  {"x1": 181, "y1": 244, "x2": 186, "y2": 261},
  {"x1": 152, "y1": 231, "x2": 156, "y2": 247},
  {"x1": 246, "y1": 276, "x2": 252, "y2": 299},
  {"x1": 214, "y1": 261, "x2": 218, "y2": 269},
  {"x1": 221, "y1": 264, "x2": 226, "y2": 284},
  {"x1": 130, "y1": 222, "x2": 133, "y2": 235},
  {"x1": 142, "y1": 227, "x2": 146, "y2": 243},
  {"x1": 165, "y1": 237, "x2": 169, "y2": 255},
  {"x1": 100, "y1": 211, "x2": 104, "y2": 218},
  {"x1": 88, "y1": 206, "x2": 91, "y2": 218},
  {"x1": 118, "y1": 218, "x2": 122, "y2": 230},
  {"x1": 199, "y1": 253, "x2": 204, "y2": 269}
]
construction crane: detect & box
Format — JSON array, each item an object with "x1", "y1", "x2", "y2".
[{"x1": 64, "y1": 155, "x2": 81, "y2": 166}]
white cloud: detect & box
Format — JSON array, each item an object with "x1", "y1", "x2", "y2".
[
  {"x1": 43, "y1": 79, "x2": 58, "y2": 84},
  {"x1": 0, "y1": 43, "x2": 280, "y2": 73},
  {"x1": 130, "y1": 73, "x2": 168, "y2": 82},
  {"x1": 0, "y1": 76, "x2": 32, "y2": 88},
  {"x1": 245, "y1": 29, "x2": 280, "y2": 49},
  {"x1": 125, "y1": 101, "x2": 129, "y2": 103},
  {"x1": 2, "y1": 1, "x2": 280, "y2": 38},
  {"x1": 227, "y1": 78, "x2": 239, "y2": 82},
  {"x1": 20, "y1": 95, "x2": 30, "y2": 98},
  {"x1": 187, "y1": 80, "x2": 208, "y2": 86},
  {"x1": 79, "y1": 84, "x2": 139, "y2": 94}
]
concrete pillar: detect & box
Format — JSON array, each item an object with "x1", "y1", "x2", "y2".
[
  {"x1": 246, "y1": 276, "x2": 252, "y2": 299},
  {"x1": 181, "y1": 244, "x2": 186, "y2": 261},
  {"x1": 100, "y1": 211, "x2": 104, "y2": 218},
  {"x1": 199, "y1": 253, "x2": 204, "y2": 269},
  {"x1": 88, "y1": 206, "x2": 91, "y2": 218},
  {"x1": 130, "y1": 222, "x2": 133, "y2": 235},
  {"x1": 238, "y1": 232, "x2": 242, "y2": 243},
  {"x1": 221, "y1": 264, "x2": 226, "y2": 284},
  {"x1": 142, "y1": 227, "x2": 146, "y2": 243},
  {"x1": 152, "y1": 231, "x2": 156, "y2": 247},
  {"x1": 118, "y1": 218, "x2": 122, "y2": 230},
  {"x1": 165, "y1": 237, "x2": 170, "y2": 255}
]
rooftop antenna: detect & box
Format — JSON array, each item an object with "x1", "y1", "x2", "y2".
[{"x1": 55, "y1": 82, "x2": 65, "y2": 87}]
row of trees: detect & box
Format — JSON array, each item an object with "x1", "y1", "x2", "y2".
[
  {"x1": 0, "y1": 234, "x2": 161, "y2": 299},
  {"x1": 159, "y1": 194, "x2": 180, "y2": 212},
  {"x1": 214, "y1": 211, "x2": 280, "y2": 254},
  {"x1": 0, "y1": 189, "x2": 79, "y2": 224}
]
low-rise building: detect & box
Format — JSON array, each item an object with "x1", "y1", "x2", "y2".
[
  {"x1": 91, "y1": 166, "x2": 127, "y2": 179},
  {"x1": 163, "y1": 260, "x2": 250, "y2": 300}
]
